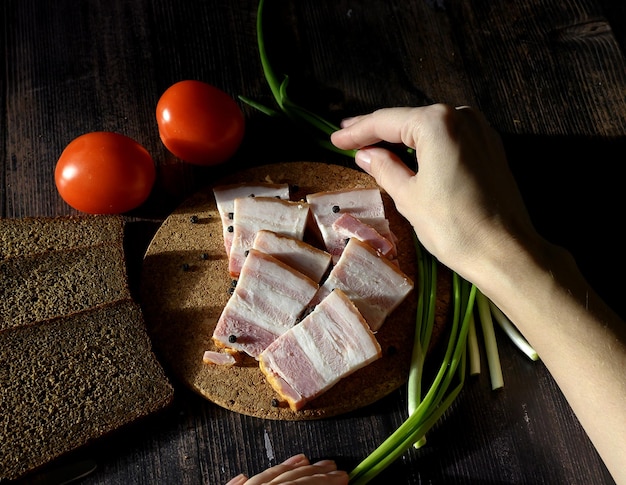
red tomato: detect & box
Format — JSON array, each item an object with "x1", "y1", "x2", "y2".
[
  {"x1": 156, "y1": 80, "x2": 245, "y2": 165},
  {"x1": 55, "y1": 132, "x2": 156, "y2": 214}
]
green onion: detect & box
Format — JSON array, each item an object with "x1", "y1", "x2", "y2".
[
  {"x1": 476, "y1": 290, "x2": 504, "y2": 390},
  {"x1": 239, "y1": 0, "x2": 356, "y2": 158},
  {"x1": 407, "y1": 238, "x2": 438, "y2": 448},
  {"x1": 467, "y1": 313, "x2": 481, "y2": 376},
  {"x1": 349, "y1": 275, "x2": 476, "y2": 484},
  {"x1": 407, "y1": 239, "x2": 437, "y2": 413},
  {"x1": 489, "y1": 301, "x2": 539, "y2": 361}
]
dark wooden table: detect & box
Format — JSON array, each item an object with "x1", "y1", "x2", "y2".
[{"x1": 3, "y1": 0, "x2": 625, "y2": 483}]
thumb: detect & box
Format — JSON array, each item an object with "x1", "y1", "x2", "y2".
[{"x1": 355, "y1": 147, "x2": 416, "y2": 204}]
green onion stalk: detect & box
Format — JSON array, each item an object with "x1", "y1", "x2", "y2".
[
  {"x1": 239, "y1": 0, "x2": 356, "y2": 158},
  {"x1": 489, "y1": 301, "x2": 539, "y2": 361},
  {"x1": 467, "y1": 313, "x2": 481, "y2": 376},
  {"x1": 349, "y1": 270, "x2": 476, "y2": 484},
  {"x1": 406, "y1": 238, "x2": 438, "y2": 449},
  {"x1": 241, "y1": 0, "x2": 537, "y2": 483},
  {"x1": 476, "y1": 290, "x2": 504, "y2": 390}
]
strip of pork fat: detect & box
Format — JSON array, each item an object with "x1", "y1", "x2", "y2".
[
  {"x1": 312, "y1": 238, "x2": 414, "y2": 332},
  {"x1": 251, "y1": 230, "x2": 331, "y2": 283},
  {"x1": 306, "y1": 188, "x2": 396, "y2": 263},
  {"x1": 228, "y1": 197, "x2": 310, "y2": 277},
  {"x1": 259, "y1": 288, "x2": 382, "y2": 411},
  {"x1": 332, "y1": 212, "x2": 397, "y2": 259},
  {"x1": 213, "y1": 183, "x2": 290, "y2": 257},
  {"x1": 202, "y1": 350, "x2": 236, "y2": 366},
  {"x1": 213, "y1": 249, "x2": 319, "y2": 359}
]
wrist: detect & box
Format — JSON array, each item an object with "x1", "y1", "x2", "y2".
[{"x1": 461, "y1": 228, "x2": 572, "y2": 316}]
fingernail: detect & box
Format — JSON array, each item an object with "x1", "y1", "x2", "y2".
[
  {"x1": 282, "y1": 453, "x2": 308, "y2": 465},
  {"x1": 340, "y1": 117, "x2": 355, "y2": 128},
  {"x1": 355, "y1": 149, "x2": 372, "y2": 172},
  {"x1": 313, "y1": 459, "x2": 335, "y2": 467}
]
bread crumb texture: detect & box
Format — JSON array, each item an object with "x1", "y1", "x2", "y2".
[
  {"x1": 0, "y1": 243, "x2": 131, "y2": 331},
  {"x1": 0, "y1": 215, "x2": 124, "y2": 259}
]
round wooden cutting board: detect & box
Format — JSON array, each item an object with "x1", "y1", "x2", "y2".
[{"x1": 140, "y1": 162, "x2": 446, "y2": 420}]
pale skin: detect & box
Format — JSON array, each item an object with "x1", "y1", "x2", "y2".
[
  {"x1": 225, "y1": 454, "x2": 349, "y2": 485},
  {"x1": 228, "y1": 104, "x2": 626, "y2": 485}
]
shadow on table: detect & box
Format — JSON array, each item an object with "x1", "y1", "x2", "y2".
[{"x1": 503, "y1": 133, "x2": 626, "y2": 319}]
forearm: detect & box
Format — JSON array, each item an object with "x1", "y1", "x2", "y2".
[{"x1": 467, "y1": 235, "x2": 626, "y2": 484}]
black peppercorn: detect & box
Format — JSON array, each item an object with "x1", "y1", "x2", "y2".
[
  {"x1": 181, "y1": 263, "x2": 190, "y2": 271},
  {"x1": 332, "y1": 205, "x2": 340, "y2": 213},
  {"x1": 227, "y1": 225, "x2": 234, "y2": 233},
  {"x1": 228, "y1": 212, "x2": 234, "y2": 220},
  {"x1": 200, "y1": 253, "x2": 209, "y2": 260},
  {"x1": 228, "y1": 335, "x2": 237, "y2": 343},
  {"x1": 189, "y1": 215, "x2": 199, "y2": 224},
  {"x1": 271, "y1": 398, "x2": 279, "y2": 407}
]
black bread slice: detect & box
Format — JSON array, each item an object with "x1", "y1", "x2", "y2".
[
  {"x1": 0, "y1": 243, "x2": 131, "y2": 332},
  {"x1": 0, "y1": 299, "x2": 174, "y2": 481},
  {"x1": 0, "y1": 215, "x2": 124, "y2": 259}
]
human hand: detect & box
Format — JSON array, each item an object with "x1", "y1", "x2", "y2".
[
  {"x1": 330, "y1": 104, "x2": 538, "y2": 283},
  {"x1": 334, "y1": 106, "x2": 626, "y2": 485},
  {"x1": 226, "y1": 454, "x2": 349, "y2": 485}
]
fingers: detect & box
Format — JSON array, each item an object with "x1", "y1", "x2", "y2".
[
  {"x1": 264, "y1": 460, "x2": 348, "y2": 484},
  {"x1": 241, "y1": 454, "x2": 310, "y2": 485},
  {"x1": 225, "y1": 474, "x2": 248, "y2": 485},
  {"x1": 330, "y1": 107, "x2": 418, "y2": 149},
  {"x1": 334, "y1": 108, "x2": 426, "y2": 205},
  {"x1": 227, "y1": 454, "x2": 349, "y2": 485},
  {"x1": 331, "y1": 104, "x2": 485, "y2": 153}
]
